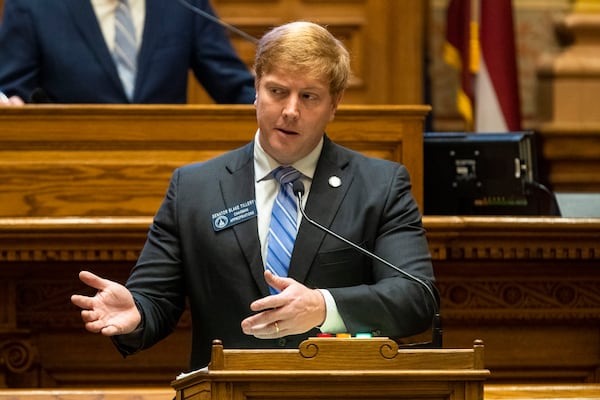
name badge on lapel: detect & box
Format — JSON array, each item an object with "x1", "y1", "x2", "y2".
[{"x1": 211, "y1": 200, "x2": 257, "y2": 231}]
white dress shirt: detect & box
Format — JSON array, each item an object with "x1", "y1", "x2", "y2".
[
  {"x1": 253, "y1": 130, "x2": 347, "y2": 333},
  {"x1": 90, "y1": 0, "x2": 145, "y2": 52}
]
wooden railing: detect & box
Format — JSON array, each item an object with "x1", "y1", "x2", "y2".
[{"x1": 0, "y1": 104, "x2": 429, "y2": 216}]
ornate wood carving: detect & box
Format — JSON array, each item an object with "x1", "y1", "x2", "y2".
[
  {"x1": 1, "y1": 216, "x2": 599, "y2": 386},
  {"x1": 0, "y1": 331, "x2": 37, "y2": 387},
  {"x1": 439, "y1": 279, "x2": 600, "y2": 321},
  {"x1": 424, "y1": 216, "x2": 600, "y2": 261}
]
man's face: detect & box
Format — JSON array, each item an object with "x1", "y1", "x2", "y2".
[{"x1": 255, "y1": 67, "x2": 340, "y2": 165}]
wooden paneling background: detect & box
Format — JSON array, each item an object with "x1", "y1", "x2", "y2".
[
  {"x1": 1, "y1": 0, "x2": 600, "y2": 393},
  {"x1": 0, "y1": 104, "x2": 432, "y2": 388},
  {"x1": 187, "y1": 0, "x2": 426, "y2": 105},
  {"x1": 0, "y1": 0, "x2": 426, "y2": 105},
  {"x1": 0, "y1": 104, "x2": 429, "y2": 217},
  {"x1": 1, "y1": 216, "x2": 598, "y2": 387}
]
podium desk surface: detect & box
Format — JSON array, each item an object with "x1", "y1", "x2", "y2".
[
  {"x1": 172, "y1": 338, "x2": 488, "y2": 400},
  {"x1": 173, "y1": 337, "x2": 489, "y2": 383}
]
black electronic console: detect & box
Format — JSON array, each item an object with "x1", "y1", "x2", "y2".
[{"x1": 424, "y1": 131, "x2": 560, "y2": 216}]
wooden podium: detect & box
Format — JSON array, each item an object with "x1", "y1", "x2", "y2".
[
  {"x1": 172, "y1": 338, "x2": 489, "y2": 400},
  {"x1": 0, "y1": 104, "x2": 429, "y2": 217}
]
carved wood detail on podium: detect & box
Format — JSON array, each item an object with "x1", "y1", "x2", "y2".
[
  {"x1": 173, "y1": 338, "x2": 488, "y2": 400},
  {"x1": 203, "y1": 337, "x2": 486, "y2": 371}
]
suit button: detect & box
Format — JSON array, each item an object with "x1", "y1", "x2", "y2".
[{"x1": 277, "y1": 338, "x2": 287, "y2": 347}]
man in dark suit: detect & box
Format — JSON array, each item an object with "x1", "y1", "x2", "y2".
[
  {"x1": 0, "y1": 0, "x2": 255, "y2": 104},
  {"x1": 71, "y1": 21, "x2": 437, "y2": 371}
]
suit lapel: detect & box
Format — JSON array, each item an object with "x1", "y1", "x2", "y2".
[
  {"x1": 289, "y1": 137, "x2": 353, "y2": 283},
  {"x1": 220, "y1": 143, "x2": 270, "y2": 295},
  {"x1": 218, "y1": 138, "x2": 353, "y2": 292},
  {"x1": 66, "y1": 0, "x2": 124, "y2": 94},
  {"x1": 135, "y1": 0, "x2": 165, "y2": 96}
]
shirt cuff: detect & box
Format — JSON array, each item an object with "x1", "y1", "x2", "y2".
[
  {"x1": 111, "y1": 300, "x2": 145, "y2": 355},
  {"x1": 317, "y1": 289, "x2": 347, "y2": 333}
]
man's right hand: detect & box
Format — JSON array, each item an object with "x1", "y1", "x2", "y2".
[
  {"x1": 71, "y1": 270, "x2": 141, "y2": 336},
  {"x1": 0, "y1": 93, "x2": 25, "y2": 105}
]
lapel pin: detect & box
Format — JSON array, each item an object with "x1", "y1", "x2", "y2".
[{"x1": 328, "y1": 175, "x2": 342, "y2": 188}]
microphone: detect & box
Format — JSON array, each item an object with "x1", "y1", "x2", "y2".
[
  {"x1": 175, "y1": 0, "x2": 259, "y2": 44},
  {"x1": 29, "y1": 88, "x2": 52, "y2": 103},
  {"x1": 292, "y1": 180, "x2": 442, "y2": 348}
]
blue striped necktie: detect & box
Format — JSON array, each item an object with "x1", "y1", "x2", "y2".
[
  {"x1": 113, "y1": 0, "x2": 137, "y2": 100},
  {"x1": 265, "y1": 166, "x2": 302, "y2": 294}
]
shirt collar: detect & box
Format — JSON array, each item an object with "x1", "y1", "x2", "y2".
[{"x1": 254, "y1": 129, "x2": 323, "y2": 182}]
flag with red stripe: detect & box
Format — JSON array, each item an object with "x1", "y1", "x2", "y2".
[{"x1": 444, "y1": 0, "x2": 522, "y2": 132}]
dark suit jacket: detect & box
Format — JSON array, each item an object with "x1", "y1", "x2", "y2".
[
  {"x1": 0, "y1": 0, "x2": 255, "y2": 103},
  {"x1": 117, "y1": 136, "x2": 436, "y2": 370}
]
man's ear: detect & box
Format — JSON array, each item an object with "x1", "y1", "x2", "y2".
[{"x1": 329, "y1": 92, "x2": 344, "y2": 121}]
